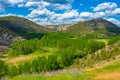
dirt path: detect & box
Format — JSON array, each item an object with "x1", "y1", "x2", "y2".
[
  {"x1": 6, "y1": 55, "x2": 36, "y2": 64},
  {"x1": 95, "y1": 72, "x2": 120, "y2": 80},
  {"x1": 85, "y1": 55, "x2": 120, "y2": 71}
]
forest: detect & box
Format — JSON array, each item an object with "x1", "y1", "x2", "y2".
[{"x1": 1, "y1": 31, "x2": 120, "y2": 79}]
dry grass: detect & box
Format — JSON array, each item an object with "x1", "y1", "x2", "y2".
[{"x1": 95, "y1": 72, "x2": 120, "y2": 80}]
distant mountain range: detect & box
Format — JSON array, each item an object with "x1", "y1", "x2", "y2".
[{"x1": 0, "y1": 16, "x2": 120, "y2": 45}]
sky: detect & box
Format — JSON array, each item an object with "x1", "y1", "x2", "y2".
[{"x1": 0, "y1": 0, "x2": 120, "y2": 26}]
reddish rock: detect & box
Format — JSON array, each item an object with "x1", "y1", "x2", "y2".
[{"x1": 0, "y1": 46, "x2": 4, "y2": 52}]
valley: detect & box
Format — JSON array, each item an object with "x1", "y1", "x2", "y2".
[{"x1": 0, "y1": 16, "x2": 120, "y2": 80}]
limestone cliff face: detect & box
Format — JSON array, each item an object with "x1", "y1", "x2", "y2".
[{"x1": 0, "y1": 26, "x2": 18, "y2": 45}]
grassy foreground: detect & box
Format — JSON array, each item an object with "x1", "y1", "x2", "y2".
[
  {"x1": 7, "y1": 72, "x2": 92, "y2": 80},
  {"x1": 7, "y1": 58, "x2": 120, "y2": 80}
]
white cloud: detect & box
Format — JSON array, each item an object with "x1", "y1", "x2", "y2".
[
  {"x1": 7, "y1": 0, "x2": 25, "y2": 4},
  {"x1": 18, "y1": 1, "x2": 72, "y2": 11},
  {"x1": 25, "y1": 1, "x2": 120, "y2": 25},
  {"x1": 112, "y1": 8, "x2": 120, "y2": 15},
  {"x1": 27, "y1": 8, "x2": 54, "y2": 19},
  {"x1": 18, "y1": 4, "x2": 24, "y2": 7},
  {"x1": 52, "y1": 4, "x2": 72, "y2": 10},
  {"x1": 93, "y1": 2, "x2": 117, "y2": 12},
  {"x1": 0, "y1": 13, "x2": 14, "y2": 17},
  {"x1": 79, "y1": 11, "x2": 106, "y2": 19},
  {"x1": 27, "y1": 6, "x2": 79, "y2": 25},
  {"x1": 59, "y1": 10, "x2": 79, "y2": 19},
  {"x1": 93, "y1": 12, "x2": 106, "y2": 18},
  {"x1": 44, "y1": 0, "x2": 73, "y2": 4},
  {"x1": 0, "y1": 13, "x2": 24, "y2": 17},
  {"x1": 107, "y1": 18, "x2": 120, "y2": 27},
  {"x1": 18, "y1": 1, "x2": 50, "y2": 8},
  {"x1": 79, "y1": 2, "x2": 120, "y2": 20},
  {"x1": 1, "y1": 1, "x2": 120, "y2": 26},
  {"x1": 80, "y1": 12, "x2": 93, "y2": 18}
]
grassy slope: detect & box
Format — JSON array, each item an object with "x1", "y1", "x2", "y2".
[
  {"x1": 0, "y1": 16, "x2": 49, "y2": 33},
  {"x1": 5, "y1": 39, "x2": 120, "y2": 80},
  {"x1": 93, "y1": 39, "x2": 109, "y2": 46},
  {"x1": 65, "y1": 18, "x2": 120, "y2": 37},
  {"x1": 4, "y1": 47, "x2": 58, "y2": 65},
  {"x1": 4, "y1": 39, "x2": 108, "y2": 65},
  {"x1": 0, "y1": 16, "x2": 51, "y2": 45},
  {"x1": 0, "y1": 16, "x2": 53, "y2": 41},
  {"x1": 7, "y1": 57, "x2": 120, "y2": 80}
]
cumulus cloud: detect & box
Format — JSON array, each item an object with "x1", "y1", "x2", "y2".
[
  {"x1": 93, "y1": 2, "x2": 117, "y2": 12},
  {"x1": 27, "y1": 7, "x2": 79, "y2": 25},
  {"x1": 52, "y1": 4, "x2": 72, "y2": 10},
  {"x1": 18, "y1": 1, "x2": 72, "y2": 11},
  {"x1": 80, "y1": 12, "x2": 93, "y2": 18},
  {"x1": 107, "y1": 18, "x2": 120, "y2": 27},
  {"x1": 59, "y1": 10, "x2": 79, "y2": 19},
  {"x1": 1, "y1": 0, "x2": 120, "y2": 26},
  {"x1": 27, "y1": 8, "x2": 54, "y2": 19},
  {"x1": 1, "y1": 0, "x2": 74, "y2": 25},
  {"x1": 44, "y1": 0, "x2": 73, "y2": 4},
  {"x1": 7, "y1": 0, "x2": 26, "y2": 4},
  {"x1": 24, "y1": 1, "x2": 120, "y2": 25},
  {"x1": 18, "y1": 1, "x2": 50, "y2": 8},
  {"x1": 79, "y1": 11, "x2": 106, "y2": 20},
  {"x1": 7, "y1": 0, "x2": 74, "y2": 5},
  {"x1": 78, "y1": 2, "x2": 120, "y2": 21},
  {"x1": 0, "y1": 13, "x2": 24, "y2": 17},
  {"x1": 112, "y1": 8, "x2": 120, "y2": 15}
]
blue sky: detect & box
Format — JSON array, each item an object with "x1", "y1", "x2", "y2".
[{"x1": 0, "y1": 0, "x2": 120, "y2": 26}]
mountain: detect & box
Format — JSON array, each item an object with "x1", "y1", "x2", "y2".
[
  {"x1": 56, "y1": 24, "x2": 73, "y2": 31},
  {"x1": 65, "y1": 18, "x2": 120, "y2": 38},
  {"x1": 0, "y1": 16, "x2": 50, "y2": 45}
]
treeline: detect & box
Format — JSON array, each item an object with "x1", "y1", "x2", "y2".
[
  {"x1": 8, "y1": 39, "x2": 39, "y2": 56},
  {"x1": 2, "y1": 32, "x2": 106, "y2": 77},
  {"x1": 8, "y1": 32, "x2": 104, "y2": 57},
  {"x1": 8, "y1": 32, "x2": 71, "y2": 56},
  {"x1": 108, "y1": 34, "x2": 120, "y2": 45}
]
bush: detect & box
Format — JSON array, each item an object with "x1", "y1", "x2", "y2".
[{"x1": 0, "y1": 60, "x2": 8, "y2": 78}]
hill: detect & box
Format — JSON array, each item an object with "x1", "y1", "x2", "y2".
[
  {"x1": 65, "y1": 18, "x2": 120, "y2": 38},
  {"x1": 0, "y1": 16, "x2": 50, "y2": 45}
]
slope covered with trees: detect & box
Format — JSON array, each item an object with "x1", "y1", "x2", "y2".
[{"x1": 5, "y1": 33, "x2": 120, "y2": 79}]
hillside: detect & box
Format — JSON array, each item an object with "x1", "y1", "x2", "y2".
[
  {"x1": 65, "y1": 18, "x2": 120, "y2": 38},
  {"x1": 0, "y1": 31, "x2": 120, "y2": 80},
  {"x1": 0, "y1": 16, "x2": 50, "y2": 45},
  {"x1": 6, "y1": 39, "x2": 120, "y2": 80},
  {"x1": 7, "y1": 57, "x2": 120, "y2": 80}
]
